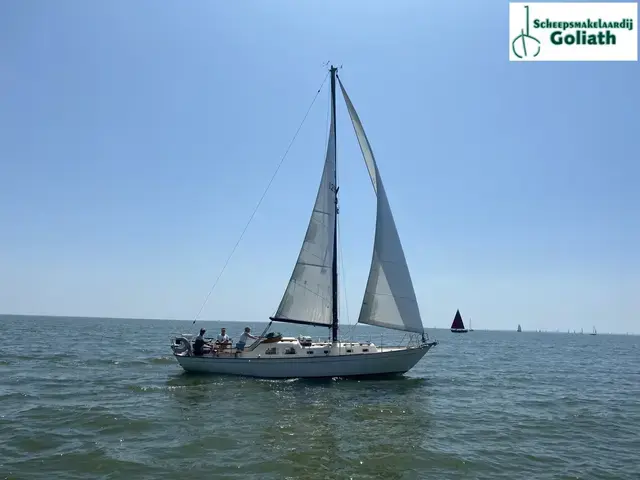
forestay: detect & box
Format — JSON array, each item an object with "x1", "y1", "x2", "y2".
[
  {"x1": 338, "y1": 78, "x2": 425, "y2": 335},
  {"x1": 272, "y1": 105, "x2": 337, "y2": 326}
]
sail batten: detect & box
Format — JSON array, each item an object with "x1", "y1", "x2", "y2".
[
  {"x1": 338, "y1": 78, "x2": 425, "y2": 336},
  {"x1": 272, "y1": 95, "x2": 337, "y2": 328}
]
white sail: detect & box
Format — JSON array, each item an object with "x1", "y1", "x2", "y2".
[
  {"x1": 338, "y1": 79, "x2": 424, "y2": 335},
  {"x1": 272, "y1": 109, "x2": 337, "y2": 326}
]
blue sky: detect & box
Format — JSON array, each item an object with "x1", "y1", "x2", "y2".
[{"x1": 1, "y1": 1, "x2": 638, "y2": 333}]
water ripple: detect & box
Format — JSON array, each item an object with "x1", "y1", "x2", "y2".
[{"x1": 0, "y1": 316, "x2": 639, "y2": 479}]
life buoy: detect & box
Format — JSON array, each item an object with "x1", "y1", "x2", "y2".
[{"x1": 171, "y1": 336, "x2": 192, "y2": 356}]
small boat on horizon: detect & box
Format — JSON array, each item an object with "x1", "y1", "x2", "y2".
[
  {"x1": 450, "y1": 310, "x2": 468, "y2": 333},
  {"x1": 590, "y1": 326, "x2": 597, "y2": 336},
  {"x1": 517, "y1": 324, "x2": 522, "y2": 333}
]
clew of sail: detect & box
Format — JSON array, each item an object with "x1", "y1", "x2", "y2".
[
  {"x1": 271, "y1": 103, "x2": 337, "y2": 327},
  {"x1": 338, "y1": 78, "x2": 424, "y2": 335}
]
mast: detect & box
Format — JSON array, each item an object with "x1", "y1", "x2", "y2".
[{"x1": 330, "y1": 65, "x2": 339, "y2": 343}]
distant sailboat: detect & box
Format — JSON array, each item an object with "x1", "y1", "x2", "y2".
[
  {"x1": 450, "y1": 310, "x2": 468, "y2": 333},
  {"x1": 468, "y1": 317, "x2": 474, "y2": 332},
  {"x1": 517, "y1": 324, "x2": 522, "y2": 333},
  {"x1": 590, "y1": 326, "x2": 597, "y2": 336}
]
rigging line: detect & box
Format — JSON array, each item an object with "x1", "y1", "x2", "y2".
[
  {"x1": 329, "y1": 71, "x2": 351, "y2": 339},
  {"x1": 192, "y1": 71, "x2": 331, "y2": 325},
  {"x1": 327, "y1": 75, "x2": 351, "y2": 329},
  {"x1": 332, "y1": 72, "x2": 356, "y2": 341},
  {"x1": 331, "y1": 77, "x2": 357, "y2": 342},
  {"x1": 325, "y1": 74, "x2": 331, "y2": 149},
  {"x1": 338, "y1": 212, "x2": 352, "y2": 331}
]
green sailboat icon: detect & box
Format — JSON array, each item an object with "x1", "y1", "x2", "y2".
[{"x1": 512, "y1": 5, "x2": 541, "y2": 59}]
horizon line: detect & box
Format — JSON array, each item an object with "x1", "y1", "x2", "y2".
[{"x1": 0, "y1": 313, "x2": 636, "y2": 335}]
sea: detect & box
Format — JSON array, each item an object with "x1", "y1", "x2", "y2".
[{"x1": 0, "y1": 315, "x2": 639, "y2": 480}]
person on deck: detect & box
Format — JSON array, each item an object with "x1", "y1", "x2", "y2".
[
  {"x1": 193, "y1": 328, "x2": 212, "y2": 356},
  {"x1": 235, "y1": 327, "x2": 261, "y2": 351},
  {"x1": 216, "y1": 328, "x2": 231, "y2": 344},
  {"x1": 216, "y1": 327, "x2": 231, "y2": 353}
]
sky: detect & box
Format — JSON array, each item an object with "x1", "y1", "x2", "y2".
[{"x1": 0, "y1": 0, "x2": 638, "y2": 333}]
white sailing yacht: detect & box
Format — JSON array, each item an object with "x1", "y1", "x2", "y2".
[{"x1": 170, "y1": 66, "x2": 438, "y2": 378}]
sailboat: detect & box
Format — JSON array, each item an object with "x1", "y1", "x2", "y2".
[
  {"x1": 450, "y1": 309, "x2": 468, "y2": 333},
  {"x1": 170, "y1": 66, "x2": 438, "y2": 378},
  {"x1": 468, "y1": 317, "x2": 474, "y2": 332},
  {"x1": 590, "y1": 326, "x2": 597, "y2": 336},
  {"x1": 517, "y1": 324, "x2": 522, "y2": 333}
]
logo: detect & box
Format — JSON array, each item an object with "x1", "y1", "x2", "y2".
[
  {"x1": 512, "y1": 6, "x2": 541, "y2": 58},
  {"x1": 509, "y1": 2, "x2": 638, "y2": 61}
]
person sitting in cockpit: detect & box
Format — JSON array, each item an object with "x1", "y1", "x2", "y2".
[
  {"x1": 217, "y1": 327, "x2": 231, "y2": 344},
  {"x1": 193, "y1": 328, "x2": 212, "y2": 356},
  {"x1": 216, "y1": 327, "x2": 232, "y2": 353}
]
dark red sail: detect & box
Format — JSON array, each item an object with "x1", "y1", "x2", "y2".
[{"x1": 451, "y1": 309, "x2": 465, "y2": 330}]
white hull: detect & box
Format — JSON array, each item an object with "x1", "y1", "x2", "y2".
[{"x1": 171, "y1": 337, "x2": 436, "y2": 379}]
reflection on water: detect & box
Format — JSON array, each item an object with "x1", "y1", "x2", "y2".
[{"x1": 159, "y1": 371, "x2": 434, "y2": 479}]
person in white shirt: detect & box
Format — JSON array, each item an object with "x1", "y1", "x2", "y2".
[
  {"x1": 216, "y1": 327, "x2": 231, "y2": 351},
  {"x1": 235, "y1": 327, "x2": 261, "y2": 351}
]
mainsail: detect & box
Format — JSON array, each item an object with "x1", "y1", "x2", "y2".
[
  {"x1": 338, "y1": 78, "x2": 425, "y2": 335},
  {"x1": 271, "y1": 99, "x2": 337, "y2": 327}
]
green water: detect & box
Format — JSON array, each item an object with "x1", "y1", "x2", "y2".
[{"x1": 1, "y1": 315, "x2": 639, "y2": 479}]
